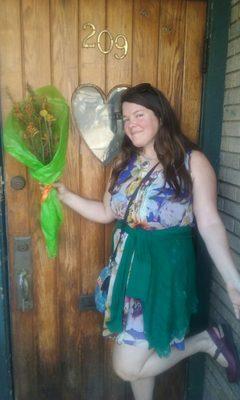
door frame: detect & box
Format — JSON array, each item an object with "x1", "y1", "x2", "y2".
[
  {"x1": 0, "y1": 0, "x2": 231, "y2": 399},
  {"x1": 186, "y1": 0, "x2": 231, "y2": 399},
  {"x1": 0, "y1": 108, "x2": 14, "y2": 399}
]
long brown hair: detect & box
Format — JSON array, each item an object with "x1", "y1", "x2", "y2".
[{"x1": 109, "y1": 83, "x2": 199, "y2": 198}]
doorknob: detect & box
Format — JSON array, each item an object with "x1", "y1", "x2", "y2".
[
  {"x1": 14, "y1": 237, "x2": 33, "y2": 311},
  {"x1": 18, "y1": 271, "x2": 30, "y2": 308}
]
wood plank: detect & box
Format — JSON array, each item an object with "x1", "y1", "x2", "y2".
[
  {"x1": 106, "y1": 0, "x2": 132, "y2": 89},
  {"x1": 154, "y1": 362, "x2": 186, "y2": 399},
  {"x1": 105, "y1": 2, "x2": 134, "y2": 398},
  {"x1": 132, "y1": 0, "x2": 160, "y2": 85},
  {"x1": 79, "y1": 1, "x2": 106, "y2": 398},
  {"x1": 21, "y1": 1, "x2": 59, "y2": 398},
  {"x1": 156, "y1": 2, "x2": 206, "y2": 397},
  {"x1": 0, "y1": 0, "x2": 208, "y2": 398},
  {"x1": 181, "y1": 0, "x2": 207, "y2": 142},
  {"x1": 158, "y1": 0, "x2": 186, "y2": 119},
  {"x1": 21, "y1": 0, "x2": 51, "y2": 87},
  {"x1": 50, "y1": 0, "x2": 81, "y2": 398},
  {"x1": 79, "y1": 0, "x2": 106, "y2": 288},
  {"x1": 0, "y1": 0, "x2": 36, "y2": 398},
  {"x1": 157, "y1": 1, "x2": 186, "y2": 395}
]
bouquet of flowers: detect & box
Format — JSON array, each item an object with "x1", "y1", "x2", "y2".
[{"x1": 4, "y1": 85, "x2": 69, "y2": 258}]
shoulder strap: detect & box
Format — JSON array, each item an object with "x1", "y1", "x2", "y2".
[
  {"x1": 123, "y1": 162, "x2": 159, "y2": 222},
  {"x1": 110, "y1": 162, "x2": 159, "y2": 262}
]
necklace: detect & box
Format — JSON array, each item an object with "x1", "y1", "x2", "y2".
[{"x1": 137, "y1": 153, "x2": 159, "y2": 170}]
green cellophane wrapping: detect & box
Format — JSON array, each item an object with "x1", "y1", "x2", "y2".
[{"x1": 3, "y1": 86, "x2": 69, "y2": 258}]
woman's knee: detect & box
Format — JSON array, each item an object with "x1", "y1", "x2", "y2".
[
  {"x1": 113, "y1": 355, "x2": 140, "y2": 382},
  {"x1": 112, "y1": 343, "x2": 148, "y2": 382}
]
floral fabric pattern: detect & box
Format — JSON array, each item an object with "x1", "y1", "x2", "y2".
[
  {"x1": 103, "y1": 152, "x2": 194, "y2": 352},
  {"x1": 110, "y1": 154, "x2": 194, "y2": 230}
]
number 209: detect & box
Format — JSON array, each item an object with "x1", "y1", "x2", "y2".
[{"x1": 82, "y1": 23, "x2": 128, "y2": 60}]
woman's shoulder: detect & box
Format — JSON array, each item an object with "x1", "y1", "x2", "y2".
[
  {"x1": 189, "y1": 149, "x2": 213, "y2": 168},
  {"x1": 188, "y1": 150, "x2": 216, "y2": 181}
]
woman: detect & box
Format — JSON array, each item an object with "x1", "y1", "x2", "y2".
[{"x1": 55, "y1": 83, "x2": 240, "y2": 400}]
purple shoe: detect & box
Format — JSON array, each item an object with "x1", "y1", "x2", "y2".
[{"x1": 207, "y1": 323, "x2": 240, "y2": 383}]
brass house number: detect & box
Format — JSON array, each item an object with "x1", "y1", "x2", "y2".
[{"x1": 82, "y1": 23, "x2": 128, "y2": 59}]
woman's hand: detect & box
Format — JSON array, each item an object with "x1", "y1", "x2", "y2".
[
  {"x1": 51, "y1": 181, "x2": 115, "y2": 223},
  {"x1": 53, "y1": 182, "x2": 70, "y2": 202},
  {"x1": 226, "y1": 282, "x2": 240, "y2": 320}
]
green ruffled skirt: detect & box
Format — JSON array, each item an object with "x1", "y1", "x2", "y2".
[{"x1": 106, "y1": 222, "x2": 199, "y2": 357}]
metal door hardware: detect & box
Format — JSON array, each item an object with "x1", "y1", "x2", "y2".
[
  {"x1": 10, "y1": 176, "x2": 26, "y2": 190},
  {"x1": 79, "y1": 294, "x2": 96, "y2": 311},
  {"x1": 0, "y1": 166, "x2": 4, "y2": 202},
  {"x1": 14, "y1": 237, "x2": 33, "y2": 311}
]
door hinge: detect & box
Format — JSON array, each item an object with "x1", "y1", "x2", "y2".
[
  {"x1": 202, "y1": 35, "x2": 210, "y2": 74},
  {"x1": 0, "y1": 166, "x2": 5, "y2": 202}
]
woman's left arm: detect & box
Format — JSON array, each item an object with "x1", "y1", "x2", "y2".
[{"x1": 191, "y1": 150, "x2": 240, "y2": 320}]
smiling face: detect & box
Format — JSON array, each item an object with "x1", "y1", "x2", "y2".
[{"x1": 122, "y1": 102, "x2": 160, "y2": 152}]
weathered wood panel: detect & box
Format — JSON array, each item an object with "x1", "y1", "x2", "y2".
[
  {"x1": 181, "y1": 0, "x2": 207, "y2": 141},
  {"x1": 0, "y1": 0, "x2": 207, "y2": 399},
  {"x1": 0, "y1": 1, "x2": 36, "y2": 399},
  {"x1": 20, "y1": 1, "x2": 60, "y2": 398},
  {"x1": 132, "y1": 0, "x2": 160, "y2": 85},
  {"x1": 78, "y1": 1, "x2": 106, "y2": 399},
  {"x1": 105, "y1": 1, "x2": 134, "y2": 398},
  {"x1": 158, "y1": 0, "x2": 186, "y2": 119},
  {"x1": 51, "y1": 1, "x2": 80, "y2": 399}
]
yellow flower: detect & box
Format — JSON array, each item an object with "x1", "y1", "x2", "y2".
[
  {"x1": 46, "y1": 113, "x2": 56, "y2": 122},
  {"x1": 40, "y1": 109, "x2": 48, "y2": 118}
]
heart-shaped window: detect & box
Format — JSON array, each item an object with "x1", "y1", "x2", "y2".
[{"x1": 71, "y1": 84, "x2": 128, "y2": 164}]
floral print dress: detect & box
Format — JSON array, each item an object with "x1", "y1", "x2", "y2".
[{"x1": 103, "y1": 152, "x2": 194, "y2": 353}]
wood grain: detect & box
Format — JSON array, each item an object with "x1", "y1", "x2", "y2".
[
  {"x1": 104, "y1": 2, "x2": 134, "y2": 398},
  {"x1": 158, "y1": 0, "x2": 186, "y2": 119},
  {"x1": 132, "y1": 0, "x2": 160, "y2": 85},
  {"x1": 0, "y1": 0, "x2": 36, "y2": 398},
  {"x1": 0, "y1": 0, "x2": 207, "y2": 398},
  {"x1": 21, "y1": 1, "x2": 59, "y2": 398},
  {"x1": 106, "y1": 0, "x2": 133, "y2": 89},
  {"x1": 79, "y1": 1, "x2": 106, "y2": 398},
  {"x1": 181, "y1": 0, "x2": 207, "y2": 141},
  {"x1": 51, "y1": 0, "x2": 80, "y2": 398}
]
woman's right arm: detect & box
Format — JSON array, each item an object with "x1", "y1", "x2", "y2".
[{"x1": 54, "y1": 182, "x2": 116, "y2": 224}]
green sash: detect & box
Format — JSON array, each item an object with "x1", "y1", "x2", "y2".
[{"x1": 106, "y1": 222, "x2": 199, "y2": 356}]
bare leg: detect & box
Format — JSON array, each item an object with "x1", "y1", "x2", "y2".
[
  {"x1": 130, "y1": 377, "x2": 155, "y2": 400},
  {"x1": 113, "y1": 329, "x2": 228, "y2": 383},
  {"x1": 138, "y1": 329, "x2": 228, "y2": 378}
]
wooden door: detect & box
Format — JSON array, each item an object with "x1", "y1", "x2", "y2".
[{"x1": 0, "y1": 1, "x2": 206, "y2": 399}]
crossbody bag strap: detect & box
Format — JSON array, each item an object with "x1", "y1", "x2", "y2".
[
  {"x1": 110, "y1": 162, "x2": 159, "y2": 264},
  {"x1": 122, "y1": 162, "x2": 159, "y2": 223}
]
